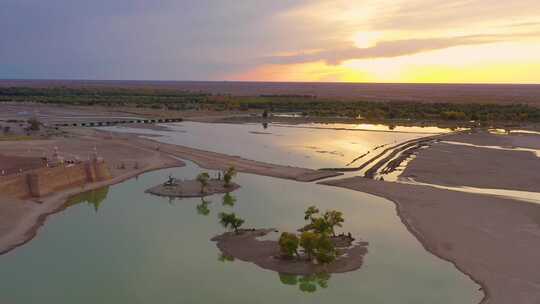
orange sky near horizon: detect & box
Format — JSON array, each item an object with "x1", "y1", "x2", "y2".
[{"x1": 228, "y1": 1, "x2": 540, "y2": 83}]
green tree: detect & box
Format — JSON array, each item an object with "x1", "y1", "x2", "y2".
[
  {"x1": 196, "y1": 172, "x2": 210, "y2": 193},
  {"x1": 300, "y1": 231, "x2": 318, "y2": 261},
  {"x1": 314, "y1": 234, "x2": 336, "y2": 264},
  {"x1": 279, "y1": 232, "x2": 299, "y2": 259},
  {"x1": 223, "y1": 166, "x2": 237, "y2": 187},
  {"x1": 324, "y1": 210, "x2": 344, "y2": 237},
  {"x1": 218, "y1": 212, "x2": 245, "y2": 234},
  {"x1": 304, "y1": 205, "x2": 319, "y2": 221},
  {"x1": 310, "y1": 217, "x2": 332, "y2": 235}
]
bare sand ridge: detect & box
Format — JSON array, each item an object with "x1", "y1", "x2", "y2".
[
  {"x1": 321, "y1": 131, "x2": 540, "y2": 304},
  {"x1": 403, "y1": 131, "x2": 540, "y2": 192},
  {"x1": 320, "y1": 177, "x2": 540, "y2": 304},
  {"x1": 444, "y1": 131, "x2": 540, "y2": 150},
  {"x1": 124, "y1": 135, "x2": 342, "y2": 182}
]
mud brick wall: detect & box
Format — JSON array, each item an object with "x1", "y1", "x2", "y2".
[
  {"x1": 0, "y1": 160, "x2": 111, "y2": 198},
  {"x1": 0, "y1": 174, "x2": 31, "y2": 198}
]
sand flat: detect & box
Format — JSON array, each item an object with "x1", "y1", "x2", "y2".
[
  {"x1": 321, "y1": 177, "x2": 540, "y2": 304},
  {"x1": 403, "y1": 132, "x2": 540, "y2": 192}
]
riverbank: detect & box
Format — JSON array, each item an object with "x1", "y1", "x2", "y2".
[
  {"x1": 1, "y1": 120, "x2": 539, "y2": 303},
  {"x1": 320, "y1": 130, "x2": 540, "y2": 304},
  {"x1": 0, "y1": 127, "x2": 340, "y2": 254},
  {"x1": 0, "y1": 148, "x2": 183, "y2": 255},
  {"x1": 320, "y1": 177, "x2": 540, "y2": 304}
]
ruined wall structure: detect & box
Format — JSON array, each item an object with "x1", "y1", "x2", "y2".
[{"x1": 0, "y1": 160, "x2": 111, "y2": 198}]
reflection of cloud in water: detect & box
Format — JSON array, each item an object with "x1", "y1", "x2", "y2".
[{"x1": 101, "y1": 122, "x2": 437, "y2": 169}]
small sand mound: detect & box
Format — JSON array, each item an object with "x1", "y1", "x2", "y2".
[
  {"x1": 145, "y1": 179, "x2": 240, "y2": 198},
  {"x1": 212, "y1": 229, "x2": 368, "y2": 275}
]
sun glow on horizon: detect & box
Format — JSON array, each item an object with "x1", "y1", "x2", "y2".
[
  {"x1": 353, "y1": 31, "x2": 382, "y2": 49},
  {"x1": 231, "y1": 39, "x2": 540, "y2": 84},
  {"x1": 226, "y1": 1, "x2": 540, "y2": 84}
]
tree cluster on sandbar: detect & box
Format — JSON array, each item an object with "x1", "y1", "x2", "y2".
[{"x1": 278, "y1": 206, "x2": 349, "y2": 265}]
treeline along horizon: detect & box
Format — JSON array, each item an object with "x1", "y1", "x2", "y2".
[{"x1": 1, "y1": 86, "x2": 539, "y2": 122}]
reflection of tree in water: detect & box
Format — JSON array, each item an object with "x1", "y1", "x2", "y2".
[
  {"x1": 65, "y1": 186, "x2": 110, "y2": 212},
  {"x1": 196, "y1": 197, "x2": 212, "y2": 216},
  {"x1": 222, "y1": 192, "x2": 236, "y2": 207},
  {"x1": 278, "y1": 272, "x2": 331, "y2": 293},
  {"x1": 218, "y1": 253, "x2": 235, "y2": 263}
]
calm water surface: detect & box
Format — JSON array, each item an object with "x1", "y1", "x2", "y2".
[
  {"x1": 0, "y1": 161, "x2": 482, "y2": 303},
  {"x1": 101, "y1": 122, "x2": 446, "y2": 169}
]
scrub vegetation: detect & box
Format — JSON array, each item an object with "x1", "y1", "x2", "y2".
[{"x1": 1, "y1": 86, "x2": 539, "y2": 122}]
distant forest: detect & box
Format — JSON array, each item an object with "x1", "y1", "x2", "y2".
[{"x1": 1, "y1": 86, "x2": 539, "y2": 123}]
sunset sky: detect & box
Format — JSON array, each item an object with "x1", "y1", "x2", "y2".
[{"x1": 1, "y1": 0, "x2": 539, "y2": 83}]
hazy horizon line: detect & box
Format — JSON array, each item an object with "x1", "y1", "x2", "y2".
[{"x1": 1, "y1": 78, "x2": 539, "y2": 86}]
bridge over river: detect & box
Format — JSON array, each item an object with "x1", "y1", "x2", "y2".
[{"x1": 52, "y1": 117, "x2": 183, "y2": 127}]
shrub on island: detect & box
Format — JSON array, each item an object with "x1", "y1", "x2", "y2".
[
  {"x1": 222, "y1": 166, "x2": 237, "y2": 188},
  {"x1": 278, "y1": 205, "x2": 350, "y2": 265},
  {"x1": 218, "y1": 212, "x2": 245, "y2": 234},
  {"x1": 196, "y1": 172, "x2": 210, "y2": 193}
]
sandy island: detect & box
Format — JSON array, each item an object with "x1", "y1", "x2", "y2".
[
  {"x1": 146, "y1": 178, "x2": 240, "y2": 198},
  {"x1": 211, "y1": 229, "x2": 369, "y2": 275}
]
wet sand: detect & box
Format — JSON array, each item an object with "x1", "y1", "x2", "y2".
[
  {"x1": 444, "y1": 131, "x2": 540, "y2": 150},
  {"x1": 321, "y1": 130, "x2": 540, "y2": 304},
  {"x1": 403, "y1": 131, "x2": 540, "y2": 192},
  {"x1": 124, "y1": 134, "x2": 342, "y2": 182},
  {"x1": 320, "y1": 177, "x2": 540, "y2": 304}
]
